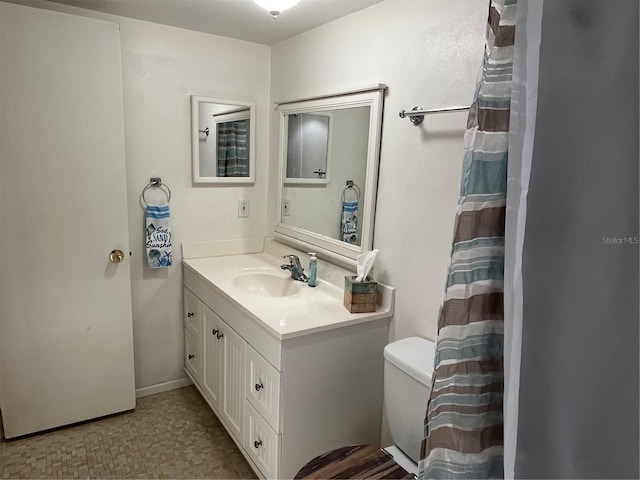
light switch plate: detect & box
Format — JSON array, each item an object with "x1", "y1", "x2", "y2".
[{"x1": 238, "y1": 199, "x2": 249, "y2": 218}]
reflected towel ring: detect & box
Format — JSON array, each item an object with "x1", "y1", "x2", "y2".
[
  {"x1": 141, "y1": 177, "x2": 171, "y2": 207},
  {"x1": 341, "y1": 180, "x2": 360, "y2": 203}
]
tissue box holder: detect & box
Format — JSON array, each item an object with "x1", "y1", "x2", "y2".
[{"x1": 344, "y1": 276, "x2": 377, "y2": 313}]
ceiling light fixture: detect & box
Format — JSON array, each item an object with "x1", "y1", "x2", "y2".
[{"x1": 253, "y1": 0, "x2": 301, "y2": 19}]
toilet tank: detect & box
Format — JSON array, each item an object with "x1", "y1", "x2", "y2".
[{"x1": 383, "y1": 336, "x2": 436, "y2": 464}]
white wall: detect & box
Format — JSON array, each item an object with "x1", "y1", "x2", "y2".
[
  {"x1": 269, "y1": 0, "x2": 486, "y2": 341},
  {"x1": 4, "y1": 0, "x2": 271, "y2": 393},
  {"x1": 119, "y1": 18, "x2": 270, "y2": 393}
]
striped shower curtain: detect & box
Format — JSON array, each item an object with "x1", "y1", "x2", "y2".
[
  {"x1": 418, "y1": 1, "x2": 516, "y2": 478},
  {"x1": 217, "y1": 119, "x2": 249, "y2": 177}
]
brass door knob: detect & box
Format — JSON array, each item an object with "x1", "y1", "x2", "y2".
[{"x1": 109, "y1": 249, "x2": 125, "y2": 263}]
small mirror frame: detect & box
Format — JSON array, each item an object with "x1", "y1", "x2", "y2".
[
  {"x1": 191, "y1": 95, "x2": 256, "y2": 184},
  {"x1": 274, "y1": 87, "x2": 385, "y2": 264}
]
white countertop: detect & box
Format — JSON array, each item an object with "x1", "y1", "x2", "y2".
[{"x1": 182, "y1": 252, "x2": 394, "y2": 339}]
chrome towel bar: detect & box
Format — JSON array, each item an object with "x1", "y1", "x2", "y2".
[{"x1": 399, "y1": 105, "x2": 470, "y2": 125}]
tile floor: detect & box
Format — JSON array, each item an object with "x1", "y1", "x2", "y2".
[{"x1": 0, "y1": 386, "x2": 257, "y2": 479}]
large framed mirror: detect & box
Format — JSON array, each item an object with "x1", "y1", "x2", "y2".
[
  {"x1": 274, "y1": 86, "x2": 386, "y2": 263},
  {"x1": 191, "y1": 95, "x2": 256, "y2": 184}
]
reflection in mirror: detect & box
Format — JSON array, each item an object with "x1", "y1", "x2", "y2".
[
  {"x1": 285, "y1": 113, "x2": 332, "y2": 184},
  {"x1": 282, "y1": 107, "x2": 370, "y2": 245},
  {"x1": 191, "y1": 96, "x2": 255, "y2": 184},
  {"x1": 274, "y1": 87, "x2": 386, "y2": 263}
]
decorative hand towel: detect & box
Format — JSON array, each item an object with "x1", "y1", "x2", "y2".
[
  {"x1": 341, "y1": 201, "x2": 358, "y2": 244},
  {"x1": 146, "y1": 204, "x2": 172, "y2": 268}
]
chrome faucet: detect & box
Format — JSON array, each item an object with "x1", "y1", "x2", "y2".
[{"x1": 281, "y1": 255, "x2": 308, "y2": 282}]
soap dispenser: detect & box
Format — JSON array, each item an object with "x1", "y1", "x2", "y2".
[{"x1": 307, "y1": 253, "x2": 317, "y2": 287}]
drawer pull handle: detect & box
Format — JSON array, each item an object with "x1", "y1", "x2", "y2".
[
  {"x1": 188, "y1": 354, "x2": 195, "y2": 359},
  {"x1": 212, "y1": 328, "x2": 219, "y2": 336},
  {"x1": 187, "y1": 312, "x2": 194, "y2": 318},
  {"x1": 255, "y1": 383, "x2": 264, "y2": 391},
  {"x1": 217, "y1": 332, "x2": 224, "y2": 340},
  {"x1": 254, "y1": 440, "x2": 262, "y2": 449}
]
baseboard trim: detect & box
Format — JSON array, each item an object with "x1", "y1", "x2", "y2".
[{"x1": 135, "y1": 377, "x2": 193, "y2": 399}]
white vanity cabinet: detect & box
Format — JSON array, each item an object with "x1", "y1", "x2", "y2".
[{"x1": 183, "y1": 261, "x2": 391, "y2": 480}]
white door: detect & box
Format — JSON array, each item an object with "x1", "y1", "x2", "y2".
[{"x1": 0, "y1": 3, "x2": 135, "y2": 438}]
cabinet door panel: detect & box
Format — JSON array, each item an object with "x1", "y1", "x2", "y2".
[
  {"x1": 203, "y1": 305, "x2": 223, "y2": 411},
  {"x1": 221, "y1": 324, "x2": 246, "y2": 444}
]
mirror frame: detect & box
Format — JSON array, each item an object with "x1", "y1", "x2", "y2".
[
  {"x1": 274, "y1": 87, "x2": 385, "y2": 263},
  {"x1": 191, "y1": 95, "x2": 256, "y2": 184}
]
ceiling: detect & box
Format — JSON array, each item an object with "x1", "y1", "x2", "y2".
[{"x1": 43, "y1": 0, "x2": 385, "y2": 45}]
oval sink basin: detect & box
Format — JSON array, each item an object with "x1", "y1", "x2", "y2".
[{"x1": 233, "y1": 271, "x2": 301, "y2": 297}]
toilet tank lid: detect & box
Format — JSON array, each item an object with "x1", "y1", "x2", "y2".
[{"x1": 384, "y1": 336, "x2": 436, "y2": 387}]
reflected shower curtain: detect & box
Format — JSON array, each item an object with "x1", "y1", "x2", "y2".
[
  {"x1": 418, "y1": 1, "x2": 516, "y2": 478},
  {"x1": 217, "y1": 119, "x2": 248, "y2": 177}
]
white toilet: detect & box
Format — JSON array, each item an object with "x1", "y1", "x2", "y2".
[
  {"x1": 382, "y1": 336, "x2": 436, "y2": 475},
  {"x1": 295, "y1": 336, "x2": 436, "y2": 479}
]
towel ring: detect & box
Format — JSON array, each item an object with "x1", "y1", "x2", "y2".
[
  {"x1": 141, "y1": 177, "x2": 171, "y2": 207},
  {"x1": 341, "y1": 180, "x2": 360, "y2": 203}
]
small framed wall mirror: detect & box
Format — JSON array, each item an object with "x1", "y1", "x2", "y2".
[
  {"x1": 191, "y1": 95, "x2": 256, "y2": 184},
  {"x1": 274, "y1": 86, "x2": 386, "y2": 264}
]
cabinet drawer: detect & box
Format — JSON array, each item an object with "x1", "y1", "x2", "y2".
[
  {"x1": 246, "y1": 345, "x2": 281, "y2": 431},
  {"x1": 246, "y1": 402, "x2": 280, "y2": 480},
  {"x1": 183, "y1": 288, "x2": 201, "y2": 341},
  {"x1": 184, "y1": 329, "x2": 203, "y2": 383}
]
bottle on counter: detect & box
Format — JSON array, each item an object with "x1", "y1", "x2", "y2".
[{"x1": 307, "y1": 253, "x2": 317, "y2": 287}]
